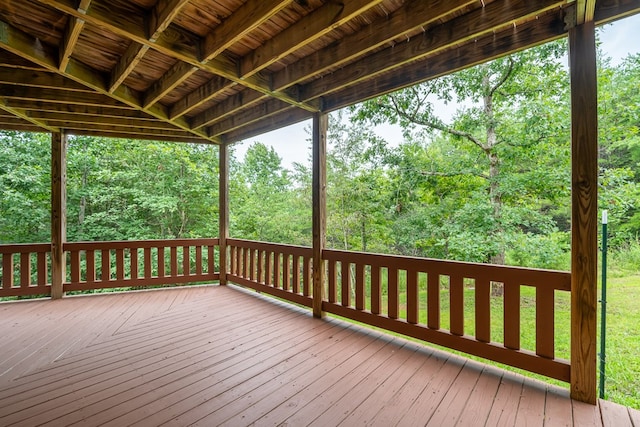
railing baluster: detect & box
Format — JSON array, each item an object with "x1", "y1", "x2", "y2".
[
  {"x1": 70, "y1": 250, "x2": 80, "y2": 284},
  {"x1": 282, "y1": 253, "x2": 290, "y2": 291},
  {"x1": 292, "y1": 255, "x2": 300, "y2": 293},
  {"x1": 208, "y1": 245, "x2": 215, "y2": 274},
  {"x1": 341, "y1": 262, "x2": 350, "y2": 307},
  {"x1": 101, "y1": 249, "x2": 110, "y2": 282},
  {"x1": 131, "y1": 247, "x2": 138, "y2": 280},
  {"x1": 19, "y1": 253, "x2": 30, "y2": 288},
  {"x1": 388, "y1": 267, "x2": 398, "y2": 319},
  {"x1": 37, "y1": 252, "x2": 48, "y2": 286},
  {"x1": 370, "y1": 265, "x2": 381, "y2": 315},
  {"x1": 157, "y1": 247, "x2": 165, "y2": 278},
  {"x1": 170, "y1": 246, "x2": 178, "y2": 277},
  {"x1": 407, "y1": 268, "x2": 418, "y2": 324},
  {"x1": 183, "y1": 245, "x2": 190, "y2": 276},
  {"x1": 116, "y1": 249, "x2": 125, "y2": 281},
  {"x1": 250, "y1": 248, "x2": 256, "y2": 281},
  {"x1": 2, "y1": 253, "x2": 13, "y2": 289},
  {"x1": 427, "y1": 272, "x2": 440, "y2": 329},
  {"x1": 273, "y1": 252, "x2": 281, "y2": 289},
  {"x1": 450, "y1": 275, "x2": 464, "y2": 336},
  {"x1": 257, "y1": 250, "x2": 264, "y2": 283},
  {"x1": 265, "y1": 251, "x2": 272, "y2": 286},
  {"x1": 144, "y1": 247, "x2": 152, "y2": 278},
  {"x1": 303, "y1": 256, "x2": 311, "y2": 296},
  {"x1": 328, "y1": 259, "x2": 337, "y2": 303},
  {"x1": 195, "y1": 246, "x2": 203, "y2": 275},
  {"x1": 504, "y1": 282, "x2": 520, "y2": 350},
  {"x1": 536, "y1": 286, "x2": 555, "y2": 359},
  {"x1": 475, "y1": 278, "x2": 491, "y2": 343},
  {"x1": 355, "y1": 263, "x2": 365, "y2": 311}
]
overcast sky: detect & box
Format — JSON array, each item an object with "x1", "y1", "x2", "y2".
[{"x1": 232, "y1": 14, "x2": 640, "y2": 169}]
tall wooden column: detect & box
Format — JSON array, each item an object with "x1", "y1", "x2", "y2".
[
  {"x1": 51, "y1": 132, "x2": 67, "y2": 299},
  {"x1": 312, "y1": 112, "x2": 328, "y2": 318},
  {"x1": 219, "y1": 142, "x2": 229, "y2": 285},
  {"x1": 569, "y1": 21, "x2": 598, "y2": 404}
]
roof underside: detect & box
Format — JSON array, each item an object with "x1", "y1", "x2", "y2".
[{"x1": 0, "y1": 0, "x2": 638, "y2": 145}]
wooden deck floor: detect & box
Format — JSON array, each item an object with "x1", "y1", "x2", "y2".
[{"x1": 1, "y1": 285, "x2": 638, "y2": 427}]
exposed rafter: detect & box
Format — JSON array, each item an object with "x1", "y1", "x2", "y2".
[
  {"x1": 35, "y1": 0, "x2": 319, "y2": 112},
  {"x1": 0, "y1": 19, "x2": 216, "y2": 142},
  {"x1": 59, "y1": 0, "x2": 92, "y2": 72}
]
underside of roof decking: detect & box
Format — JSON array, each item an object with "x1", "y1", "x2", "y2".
[{"x1": 0, "y1": 0, "x2": 639, "y2": 145}]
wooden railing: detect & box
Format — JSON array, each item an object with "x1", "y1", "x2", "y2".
[
  {"x1": 0, "y1": 243, "x2": 52, "y2": 297},
  {"x1": 224, "y1": 240, "x2": 571, "y2": 382},
  {"x1": 226, "y1": 239, "x2": 314, "y2": 308},
  {"x1": 63, "y1": 239, "x2": 220, "y2": 292}
]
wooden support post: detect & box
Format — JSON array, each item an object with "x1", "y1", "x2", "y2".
[
  {"x1": 219, "y1": 142, "x2": 229, "y2": 285},
  {"x1": 569, "y1": 21, "x2": 598, "y2": 405},
  {"x1": 312, "y1": 112, "x2": 328, "y2": 318},
  {"x1": 51, "y1": 132, "x2": 67, "y2": 299}
]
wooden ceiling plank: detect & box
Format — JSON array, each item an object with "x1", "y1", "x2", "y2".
[
  {"x1": 147, "y1": 0, "x2": 193, "y2": 42},
  {"x1": 0, "y1": 99, "x2": 59, "y2": 132},
  {"x1": 59, "y1": 16, "x2": 85, "y2": 72},
  {"x1": 221, "y1": 106, "x2": 311, "y2": 144},
  {"x1": 271, "y1": 0, "x2": 477, "y2": 92},
  {"x1": 169, "y1": 75, "x2": 230, "y2": 119},
  {"x1": 0, "y1": 19, "x2": 215, "y2": 142},
  {"x1": 191, "y1": 88, "x2": 264, "y2": 129},
  {"x1": 143, "y1": 61, "x2": 198, "y2": 108},
  {"x1": 109, "y1": 42, "x2": 150, "y2": 93},
  {"x1": 239, "y1": 0, "x2": 385, "y2": 79},
  {"x1": 208, "y1": 98, "x2": 291, "y2": 137},
  {"x1": 35, "y1": 0, "x2": 318, "y2": 112},
  {"x1": 298, "y1": 0, "x2": 565, "y2": 103},
  {"x1": 202, "y1": 0, "x2": 292, "y2": 61}
]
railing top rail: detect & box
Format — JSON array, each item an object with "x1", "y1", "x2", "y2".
[
  {"x1": 0, "y1": 243, "x2": 51, "y2": 254},
  {"x1": 227, "y1": 238, "x2": 313, "y2": 256},
  {"x1": 64, "y1": 238, "x2": 220, "y2": 251},
  {"x1": 323, "y1": 248, "x2": 571, "y2": 291}
]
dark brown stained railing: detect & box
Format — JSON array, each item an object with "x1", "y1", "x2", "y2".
[
  {"x1": 226, "y1": 239, "x2": 314, "y2": 308},
  {"x1": 225, "y1": 240, "x2": 571, "y2": 382},
  {"x1": 0, "y1": 243, "x2": 51, "y2": 297},
  {"x1": 62, "y1": 239, "x2": 220, "y2": 292},
  {"x1": 322, "y1": 248, "x2": 571, "y2": 382}
]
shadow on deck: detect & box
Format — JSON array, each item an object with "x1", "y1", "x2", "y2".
[{"x1": 0, "y1": 285, "x2": 637, "y2": 426}]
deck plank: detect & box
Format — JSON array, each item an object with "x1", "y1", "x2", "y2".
[
  {"x1": 0, "y1": 284, "x2": 637, "y2": 426},
  {"x1": 544, "y1": 386, "x2": 573, "y2": 426},
  {"x1": 600, "y1": 398, "x2": 634, "y2": 427}
]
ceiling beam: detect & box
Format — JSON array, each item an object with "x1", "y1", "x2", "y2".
[
  {"x1": 168, "y1": 74, "x2": 230, "y2": 119},
  {"x1": 35, "y1": 0, "x2": 318, "y2": 112},
  {"x1": 191, "y1": 88, "x2": 264, "y2": 129},
  {"x1": 0, "y1": 19, "x2": 214, "y2": 142},
  {"x1": 109, "y1": 42, "x2": 150, "y2": 93},
  {"x1": 0, "y1": 84, "x2": 134, "y2": 107},
  {"x1": 221, "y1": 107, "x2": 311, "y2": 144},
  {"x1": 143, "y1": 61, "x2": 198, "y2": 108},
  {"x1": 297, "y1": 0, "x2": 565, "y2": 103},
  {"x1": 239, "y1": 0, "x2": 384, "y2": 78},
  {"x1": 270, "y1": 0, "x2": 477, "y2": 92},
  {"x1": 202, "y1": 0, "x2": 292, "y2": 61},
  {"x1": 321, "y1": 9, "x2": 568, "y2": 112},
  {"x1": 576, "y1": 0, "x2": 597, "y2": 24},
  {"x1": 208, "y1": 98, "x2": 291, "y2": 137},
  {"x1": 0, "y1": 98, "x2": 59, "y2": 132},
  {"x1": 2, "y1": 99, "x2": 158, "y2": 119},
  {"x1": 147, "y1": 0, "x2": 192, "y2": 42},
  {"x1": 0, "y1": 67, "x2": 91, "y2": 91},
  {"x1": 27, "y1": 110, "x2": 185, "y2": 130}
]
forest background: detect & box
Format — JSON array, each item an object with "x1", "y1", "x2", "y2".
[{"x1": 1, "y1": 36, "x2": 640, "y2": 407}]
